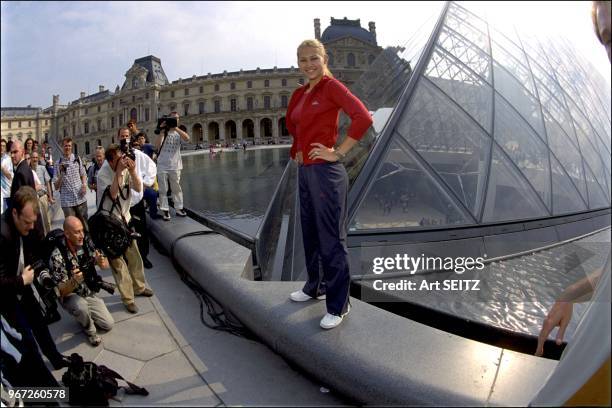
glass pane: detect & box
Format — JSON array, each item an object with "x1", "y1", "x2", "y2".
[
  {"x1": 482, "y1": 145, "x2": 549, "y2": 222},
  {"x1": 425, "y1": 46, "x2": 493, "y2": 132},
  {"x1": 574, "y1": 125, "x2": 610, "y2": 198},
  {"x1": 446, "y1": 3, "x2": 490, "y2": 53},
  {"x1": 550, "y1": 155, "x2": 587, "y2": 215},
  {"x1": 438, "y1": 26, "x2": 491, "y2": 83},
  {"x1": 543, "y1": 110, "x2": 588, "y2": 202},
  {"x1": 493, "y1": 62, "x2": 545, "y2": 138},
  {"x1": 536, "y1": 82, "x2": 578, "y2": 147},
  {"x1": 494, "y1": 94, "x2": 551, "y2": 210},
  {"x1": 350, "y1": 141, "x2": 471, "y2": 231},
  {"x1": 584, "y1": 162, "x2": 609, "y2": 209},
  {"x1": 397, "y1": 79, "x2": 491, "y2": 217},
  {"x1": 490, "y1": 29, "x2": 537, "y2": 96}
]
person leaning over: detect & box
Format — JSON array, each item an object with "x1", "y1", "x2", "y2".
[
  {"x1": 54, "y1": 137, "x2": 89, "y2": 232},
  {"x1": 154, "y1": 112, "x2": 190, "y2": 221},
  {"x1": 48, "y1": 216, "x2": 114, "y2": 346},
  {"x1": 286, "y1": 39, "x2": 373, "y2": 329},
  {"x1": 96, "y1": 143, "x2": 154, "y2": 314}
]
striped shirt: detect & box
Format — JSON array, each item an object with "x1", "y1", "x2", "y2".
[{"x1": 53, "y1": 154, "x2": 87, "y2": 208}]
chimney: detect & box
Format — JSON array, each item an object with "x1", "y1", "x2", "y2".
[
  {"x1": 53, "y1": 95, "x2": 59, "y2": 107},
  {"x1": 99, "y1": 85, "x2": 105, "y2": 92},
  {"x1": 314, "y1": 18, "x2": 321, "y2": 40},
  {"x1": 368, "y1": 21, "x2": 377, "y2": 43},
  {"x1": 80, "y1": 91, "x2": 86, "y2": 99}
]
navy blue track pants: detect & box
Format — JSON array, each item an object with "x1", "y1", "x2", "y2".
[{"x1": 299, "y1": 162, "x2": 350, "y2": 316}]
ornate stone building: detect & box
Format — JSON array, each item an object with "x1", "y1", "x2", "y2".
[
  {"x1": 1, "y1": 17, "x2": 384, "y2": 158},
  {"x1": 0, "y1": 106, "x2": 54, "y2": 144}
]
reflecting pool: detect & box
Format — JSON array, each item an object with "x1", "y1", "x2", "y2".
[{"x1": 181, "y1": 147, "x2": 290, "y2": 236}]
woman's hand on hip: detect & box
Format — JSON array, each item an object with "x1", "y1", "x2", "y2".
[{"x1": 308, "y1": 143, "x2": 338, "y2": 162}]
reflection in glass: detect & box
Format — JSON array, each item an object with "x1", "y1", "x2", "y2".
[
  {"x1": 543, "y1": 110, "x2": 588, "y2": 203},
  {"x1": 397, "y1": 79, "x2": 490, "y2": 218},
  {"x1": 351, "y1": 141, "x2": 470, "y2": 230},
  {"x1": 494, "y1": 94, "x2": 550, "y2": 210},
  {"x1": 574, "y1": 125, "x2": 610, "y2": 198},
  {"x1": 445, "y1": 3, "x2": 490, "y2": 54},
  {"x1": 584, "y1": 162, "x2": 609, "y2": 210},
  {"x1": 550, "y1": 155, "x2": 586, "y2": 215},
  {"x1": 426, "y1": 46, "x2": 492, "y2": 132},
  {"x1": 492, "y1": 62, "x2": 545, "y2": 138},
  {"x1": 482, "y1": 145, "x2": 548, "y2": 222}
]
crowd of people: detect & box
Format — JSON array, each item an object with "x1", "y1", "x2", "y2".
[{"x1": 0, "y1": 114, "x2": 190, "y2": 393}]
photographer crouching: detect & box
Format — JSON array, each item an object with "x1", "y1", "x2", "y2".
[
  {"x1": 48, "y1": 216, "x2": 114, "y2": 346},
  {"x1": 154, "y1": 112, "x2": 190, "y2": 221},
  {"x1": 96, "y1": 141, "x2": 154, "y2": 314}
]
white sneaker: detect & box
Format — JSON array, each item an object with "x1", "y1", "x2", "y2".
[
  {"x1": 320, "y1": 305, "x2": 351, "y2": 330},
  {"x1": 289, "y1": 290, "x2": 326, "y2": 302}
]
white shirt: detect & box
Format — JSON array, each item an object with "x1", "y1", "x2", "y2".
[
  {"x1": 96, "y1": 161, "x2": 141, "y2": 223},
  {"x1": 130, "y1": 149, "x2": 157, "y2": 207},
  {"x1": 156, "y1": 130, "x2": 183, "y2": 171}
]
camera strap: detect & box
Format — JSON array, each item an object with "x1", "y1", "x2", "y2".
[{"x1": 157, "y1": 130, "x2": 170, "y2": 157}]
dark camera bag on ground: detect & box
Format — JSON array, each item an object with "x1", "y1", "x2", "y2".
[
  {"x1": 62, "y1": 353, "x2": 149, "y2": 406},
  {"x1": 88, "y1": 187, "x2": 132, "y2": 259}
]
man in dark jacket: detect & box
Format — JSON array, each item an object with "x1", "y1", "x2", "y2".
[
  {"x1": 8, "y1": 140, "x2": 34, "y2": 198},
  {"x1": 0, "y1": 186, "x2": 70, "y2": 370}
]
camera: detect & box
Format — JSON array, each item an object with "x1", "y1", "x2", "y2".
[
  {"x1": 75, "y1": 248, "x2": 115, "y2": 295},
  {"x1": 120, "y1": 138, "x2": 136, "y2": 161},
  {"x1": 60, "y1": 162, "x2": 69, "y2": 173},
  {"x1": 153, "y1": 115, "x2": 178, "y2": 135},
  {"x1": 31, "y1": 260, "x2": 55, "y2": 290}
]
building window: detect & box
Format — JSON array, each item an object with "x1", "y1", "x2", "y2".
[
  {"x1": 264, "y1": 79, "x2": 270, "y2": 87},
  {"x1": 44, "y1": 132, "x2": 48, "y2": 141},
  {"x1": 72, "y1": 124, "x2": 76, "y2": 136},
  {"x1": 72, "y1": 111, "x2": 75, "y2": 117},
  {"x1": 8, "y1": 121, "x2": 11, "y2": 129},
  {"x1": 282, "y1": 78, "x2": 287, "y2": 87},
  {"x1": 97, "y1": 106, "x2": 101, "y2": 113},
  {"x1": 199, "y1": 86, "x2": 203, "y2": 94},
  {"x1": 264, "y1": 95, "x2": 271, "y2": 109},
  {"x1": 185, "y1": 88, "x2": 189, "y2": 96},
  {"x1": 84, "y1": 108, "x2": 88, "y2": 115},
  {"x1": 111, "y1": 101, "x2": 115, "y2": 108},
  {"x1": 214, "y1": 100, "x2": 221, "y2": 113},
  {"x1": 281, "y1": 95, "x2": 288, "y2": 108},
  {"x1": 199, "y1": 102, "x2": 205, "y2": 114},
  {"x1": 119, "y1": 114, "x2": 123, "y2": 126},
  {"x1": 146, "y1": 92, "x2": 149, "y2": 99},
  {"x1": 132, "y1": 96, "x2": 136, "y2": 103},
  {"x1": 328, "y1": 52, "x2": 334, "y2": 66},
  {"x1": 97, "y1": 119, "x2": 102, "y2": 131},
  {"x1": 368, "y1": 54, "x2": 375, "y2": 65},
  {"x1": 85, "y1": 141, "x2": 90, "y2": 155},
  {"x1": 18, "y1": 122, "x2": 22, "y2": 128},
  {"x1": 230, "y1": 82, "x2": 236, "y2": 90},
  {"x1": 247, "y1": 97, "x2": 254, "y2": 111},
  {"x1": 347, "y1": 53, "x2": 355, "y2": 67},
  {"x1": 298, "y1": 78, "x2": 304, "y2": 85},
  {"x1": 171, "y1": 90, "x2": 175, "y2": 98},
  {"x1": 214, "y1": 84, "x2": 220, "y2": 92},
  {"x1": 132, "y1": 77, "x2": 138, "y2": 89},
  {"x1": 130, "y1": 108, "x2": 137, "y2": 121},
  {"x1": 184, "y1": 104, "x2": 189, "y2": 116},
  {"x1": 28, "y1": 121, "x2": 31, "y2": 127},
  {"x1": 145, "y1": 108, "x2": 150, "y2": 122},
  {"x1": 230, "y1": 98, "x2": 237, "y2": 112},
  {"x1": 111, "y1": 116, "x2": 115, "y2": 128},
  {"x1": 247, "y1": 80, "x2": 252, "y2": 89},
  {"x1": 84, "y1": 122, "x2": 89, "y2": 134},
  {"x1": 63, "y1": 128, "x2": 67, "y2": 137}
]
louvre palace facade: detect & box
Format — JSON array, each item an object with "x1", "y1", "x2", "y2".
[{"x1": 1, "y1": 17, "x2": 383, "y2": 157}]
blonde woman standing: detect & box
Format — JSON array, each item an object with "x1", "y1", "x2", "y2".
[{"x1": 286, "y1": 39, "x2": 372, "y2": 329}]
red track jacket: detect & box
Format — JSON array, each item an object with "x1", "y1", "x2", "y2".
[{"x1": 285, "y1": 76, "x2": 372, "y2": 165}]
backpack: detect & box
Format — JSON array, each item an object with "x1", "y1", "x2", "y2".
[
  {"x1": 62, "y1": 353, "x2": 148, "y2": 406},
  {"x1": 88, "y1": 186, "x2": 132, "y2": 259}
]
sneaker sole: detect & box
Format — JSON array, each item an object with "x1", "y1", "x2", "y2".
[{"x1": 289, "y1": 294, "x2": 326, "y2": 302}]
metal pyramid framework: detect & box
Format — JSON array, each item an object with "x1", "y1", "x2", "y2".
[{"x1": 346, "y1": 1, "x2": 611, "y2": 232}]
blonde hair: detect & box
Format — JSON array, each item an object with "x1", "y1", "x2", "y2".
[{"x1": 297, "y1": 39, "x2": 333, "y2": 78}]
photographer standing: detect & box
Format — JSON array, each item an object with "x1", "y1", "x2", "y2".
[
  {"x1": 154, "y1": 112, "x2": 190, "y2": 221},
  {"x1": 54, "y1": 137, "x2": 89, "y2": 233},
  {"x1": 48, "y1": 216, "x2": 114, "y2": 346},
  {"x1": 118, "y1": 128, "x2": 157, "y2": 269},
  {"x1": 96, "y1": 142, "x2": 154, "y2": 314},
  {"x1": 0, "y1": 186, "x2": 70, "y2": 370}
]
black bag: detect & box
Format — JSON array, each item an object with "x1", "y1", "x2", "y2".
[
  {"x1": 88, "y1": 187, "x2": 132, "y2": 259},
  {"x1": 62, "y1": 353, "x2": 149, "y2": 406}
]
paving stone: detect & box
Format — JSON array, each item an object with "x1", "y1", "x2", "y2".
[
  {"x1": 105, "y1": 297, "x2": 156, "y2": 323},
  {"x1": 134, "y1": 349, "x2": 221, "y2": 406},
  {"x1": 103, "y1": 312, "x2": 177, "y2": 361},
  {"x1": 93, "y1": 349, "x2": 145, "y2": 383}
]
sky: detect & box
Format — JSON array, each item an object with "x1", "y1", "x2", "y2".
[{"x1": 1, "y1": 1, "x2": 610, "y2": 109}]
